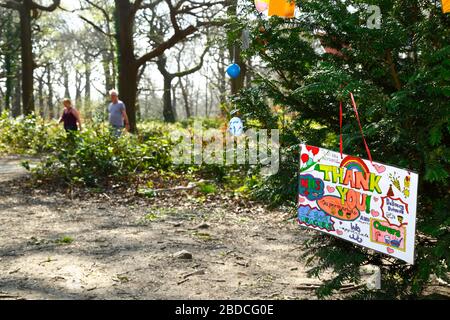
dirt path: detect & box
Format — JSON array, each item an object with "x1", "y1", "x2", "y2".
[
  {"x1": 0, "y1": 158, "x2": 326, "y2": 300},
  {"x1": 0, "y1": 157, "x2": 31, "y2": 182}
]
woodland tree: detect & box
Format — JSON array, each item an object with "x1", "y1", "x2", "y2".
[
  {"x1": 0, "y1": 0, "x2": 61, "y2": 115},
  {"x1": 112, "y1": 0, "x2": 229, "y2": 132},
  {"x1": 0, "y1": 9, "x2": 20, "y2": 112}
]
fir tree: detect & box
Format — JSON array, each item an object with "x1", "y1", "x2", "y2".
[{"x1": 234, "y1": 0, "x2": 450, "y2": 298}]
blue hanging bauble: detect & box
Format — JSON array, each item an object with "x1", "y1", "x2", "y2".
[
  {"x1": 226, "y1": 64, "x2": 241, "y2": 79},
  {"x1": 229, "y1": 117, "x2": 244, "y2": 137}
]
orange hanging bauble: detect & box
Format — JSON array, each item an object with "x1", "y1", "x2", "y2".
[
  {"x1": 268, "y1": 0, "x2": 296, "y2": 18},
  {"x1": 442, "y1": 0, "x2": 450, "y2": 13}
]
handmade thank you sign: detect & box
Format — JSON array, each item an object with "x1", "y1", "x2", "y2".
[{"x1": 298, "y1": 145, "x2": 419, "y2": 264}]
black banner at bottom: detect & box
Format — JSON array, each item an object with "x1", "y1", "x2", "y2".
[{"x1": 0, "y1": 300, "x2": 446, "y2": 318}]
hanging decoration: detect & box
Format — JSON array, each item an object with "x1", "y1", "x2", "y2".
[
  {"x1": 442, "y1": 0, "x2": 450, "y2": 13},
  {"x1": 298, "y1": 93, "x2": 419, "y2": 264},
  {"x1": 229, "y1": 117, "x2": 244, "y2": 137},
  {"x1": 268, "y1": 0, "x2": 296, "y2": 18},
  {"x1": 227, "y1": 45, "x2": 241, "y2": 79},
  {"x1": 227, "y1": 63, "x2": 241, "y2": 79},
  {"x1": 255, "y1": 0, "x2": 270, "y2": 13}
]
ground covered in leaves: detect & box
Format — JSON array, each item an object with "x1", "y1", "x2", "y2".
[
  {"x1": 1, "y1": 157, "x2": 448, "y2": 300},
  {"x1": 0, "y1": 156, "x2": 332, "y2": 300}
]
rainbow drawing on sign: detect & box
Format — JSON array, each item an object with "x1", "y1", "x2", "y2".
[{"x1": 340, "y1": 156, "x2": 370, "y2": 174}]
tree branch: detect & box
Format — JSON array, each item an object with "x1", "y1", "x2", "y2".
[
  {"x1": 0, "y1": 0, "x2": 22, "y2": 10},
  {"x1": 78, "y1": 15, "x2": 113, "y2": 37},
  {"x1": 136, "y1": 25, "x2": 197, "y2": 67},
  {"x1": 172, "y1": 45, "x2": 209, "y2": 78},
  {"x1": 30, "y1": 0, "x2": 61, "y2": 12},
  {"x1": 83, "y1": 0, "x2": 110, "y2": 19}
]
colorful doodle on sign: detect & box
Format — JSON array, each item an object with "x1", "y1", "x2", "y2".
[
  {"x1": 298, "y1": 144, "x2": 418, "y2": 264},
  {"x1": 299, "y1": 174, "x2": 324, "y2": 201},
  {"x1": 340, "y1": 156, "x2": 370, "y2": 175},
  {"x1": 381, "y1": 196, "x2": 409, "y2": 227},
  {"x1": 370, "y1": 219, "x2": 406, "y2": 252},
  {"x1": 317, "y1": 196, "x2": 360, "y2": 221},
  {"x1": 298, "y1": 205, "x2": 335, "y2": 232}
]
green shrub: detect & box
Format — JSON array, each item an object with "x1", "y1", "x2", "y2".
[
  {"x1": 0, "y1": 111, "x2": 63, "y2": 155},
  {"x1": 179, "y1": 117, "x2": 223, "y2": 130},
  {"x1": 30, "y1": 123, "x2": 173, "y2": 187},
  {"x1": 55, "y1": 236, "x2": 74, "y2": 245},
  {"x1": 198, "y1": 183, "x2": 218, "y2": 195}
]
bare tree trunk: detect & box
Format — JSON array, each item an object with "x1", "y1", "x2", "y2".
[
  {"x1": 172, "y1": 82, "x2": 179, "y2": 120},
  {"x1": 162, "y1": 75, "x2": 176, "y2": 122},
  {"x1": 156, "y1": 55, "x2": 176, "y2": 122},
  {"x1": 1, "y1": 0, "x2": 60, "y2": 115},
  {"x1": 46, "y1": 64, "x2": 54, "y2": 119},
  {"x1": 63, "y1": 64, "x2": 71, "y2": 99},
  {"x1": 12, "y1": 68, "x2": 21, "y2": 117},
  {"x1": 85, "y1": 51, "x2": 91, "y2": 109},
  {"x1": 109, "y1": 41, "x2": 117, "y2": 91},
  {"x1": 38, "y1": 74, "x2": 44, "y2": 117},
  {"x1": 217, "y1": 47, "x2": 227, "y2": 109},
  {"x1": 228, "y1": 44, "x2": 247, "y2": 95},
  {"x1": 180, "y1": 78, "x2": 191, "y2": 118},
  {"x1": 75, "y1": 70, "x2": 82, "y2": 109},
  {"x1": 205, "y1": 74, "x2": 209, "y2": 117},
  {"x1": 144, "y1": 93, "x2": 148, "y2": 119},
  {"x1": 3, "y1": 15, "x2": 15, "y2": 111},
  {"x1": 209, "y1": 82, "x2": 214, "y2": 116},
  {"x1": 158, "y1": 45, "x2": 208, "y2": 121},
  {"x1": 102, "y1": 51, "x2": 113, "y2": 94},
  {"x1": 113, "y1": 0, "x2": 204, "y2": 131},
  {"x1": 114, "y1": 0, "x2": 138, "y2": 132},
  {"x1": 19, "y1": 0, "x2": 35, "y2": 115},
  {"x1": 4, "y1": 45, "x2": 13, "y2": 111},
  {"x1": 227, "y1": 0, "x2": 246, "y2": 96},
  {"x1": 194, "y1": 87, "x2": 198, "y2": 117}
]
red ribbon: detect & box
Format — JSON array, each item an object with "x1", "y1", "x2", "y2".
[
  {"x1": 340, "y1": 93, "x2": 373, "y2": 163},
  {"x1": 340, "y1": 101, "x2": 343, "y2": 158}
]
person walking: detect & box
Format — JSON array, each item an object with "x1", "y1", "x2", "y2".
[
  {"x1": 58, "y1": 98, "x2": 82, "y2": 132},
  {"x1": 108, "y1": 89, "x2": 130, "y2": 137}
]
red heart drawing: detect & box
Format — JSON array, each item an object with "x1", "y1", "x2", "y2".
[
  {"x1": 327, "y1": 186, "x2": 336, "y2": 193},
  {"x1": 299, "y1": 197, "x2": 306, "y2": 203},
  {"x1": 371, "y1": 210, "x2": 380, "y2": 217},
  {"x1": 301, "y1": 154, "x2": 310, "y2": 163},
  {"x1": 387, "y1": 247, "x2": 394, "y2": 254},
  {"x1": 306, "y1": 146, "x2": 320, "y2": 156},
  {"x1": 373, "y1": 164, "x2": 386, "y2": 174}
]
